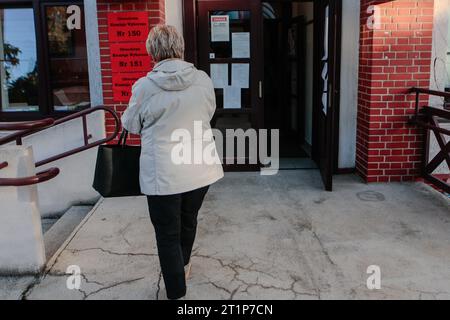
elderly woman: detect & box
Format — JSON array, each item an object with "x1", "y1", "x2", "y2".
[{"x1": 121, "y1": 25, "x2": 224, "y2": 300}]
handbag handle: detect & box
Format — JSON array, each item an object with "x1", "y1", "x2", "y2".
[{"x1": 118, "y1": 129, "x2": 128, "y2": 147}]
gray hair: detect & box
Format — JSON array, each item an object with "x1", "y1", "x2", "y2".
[{"x1": 146, "y1": 25, "x2": 185, "y2": 62}]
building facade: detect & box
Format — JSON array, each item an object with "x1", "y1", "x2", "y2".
[{"x1": 0, "y1": 0, "x2": 449, "y2": 214}]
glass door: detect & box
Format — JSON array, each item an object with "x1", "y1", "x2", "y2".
[
  {"x1": 42, "y1": 3, "x2": 90, "y2": 112},
  {"x1": 197, "y1": 0, "x2": 263, "y2": 167}
]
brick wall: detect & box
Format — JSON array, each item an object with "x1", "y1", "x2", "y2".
[
  {"x1": 97, "y1": 0, "x2": 165, "y2": 145},
  {"x1": 357, "y1": 0, "x2": 434, "y2": 182}
]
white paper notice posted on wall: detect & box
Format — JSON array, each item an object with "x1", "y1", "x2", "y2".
[
  {"x1": 211, "y1": 15, "x2": 230, "y2": 42},
  {"x1": 223, "y1": 86, "x2": 241, "y2": 109},
  {"x1": 210, "y1": 63, "x2": 228, "y2": 88},
  {"x1": 232, "y1": 32, "x2": 250, "y2": 58},
  {"x1": 232, "y1": 63, "x2": 249, "y2": 88}
]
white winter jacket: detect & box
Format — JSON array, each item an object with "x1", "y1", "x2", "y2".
[{"x1": 121, "y1": 59, "x2": 224, "y2": 195}]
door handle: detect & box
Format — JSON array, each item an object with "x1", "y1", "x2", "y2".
[{"x1": 259, "y1": 81, "x2": 263, "y2": 99}]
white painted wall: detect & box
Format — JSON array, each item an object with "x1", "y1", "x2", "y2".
[
  {"x1": 338, "y1": 0, "x2": 360, "y2": 169},
  {"x1": 447, "y1": 4, "x2": 450, "y2": 89},
  {"x1": 165, "y1": 0, "x2": 184, "y2": 35},
  {"x1": 429, "y1": 0, "x2": 450, "y2": 107},
  {"x1": 429, "y1": 0, "x2": 450, "y2": 175}
]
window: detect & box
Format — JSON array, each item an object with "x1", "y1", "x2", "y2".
[
  {"x1": 0, "y1": 7, "x2": 38, "y2": 113},
  {"x1": 45, "y1": 5, "x2": 89, "y2": 111},
  {"x1": 0, "y1": 1, "x2": 89, "y2": 121}
]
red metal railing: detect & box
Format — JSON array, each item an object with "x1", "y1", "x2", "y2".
[
  {"x1": 0, "y1": 106, "x2": 120, "y2": 186},
  {"x1": 0, "y1": 118, "x2": 55, "y2": 131},
  {"x1": 409, "y1": 88, "x2": 450, "y2": 193},
  {"x1": 0, "y1": 166, "x2": 60, "y2": 187},
  {"x1": 0, "y1": 161, "x2": 8, "y2": 170}
]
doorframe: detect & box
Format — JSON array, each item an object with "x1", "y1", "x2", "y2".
[
  {"x1": 330, "y1": 0, "x2": 342, "y2": 174},
  {"x1": 182, "y1": 0, "x2": 198, "y2": 65},
  {"x1": 182, "y1": 0, "x2": 342, "y2": 174},
  {"x1": 196, "y1": 0, "x2": 264, "y2": 130}
]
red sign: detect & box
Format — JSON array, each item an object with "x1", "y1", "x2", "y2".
[
  {"x1": 108, "y1": 11, "x2": 149, "y2": 43},
  {"x1": 112, "y1": 73, "x2": 146, "y2": 103},
  {"x1": 108, "y1": 11, "x2": 150, "y2": 103},
  {"x1": 110, "y1": 43, "x2": 152, "y2": 73},
  {"x1": 211, "y1": 16, "x2": 228, "y2": 22}
]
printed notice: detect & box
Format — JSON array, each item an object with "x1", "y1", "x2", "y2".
[
  {"x1": 211, "y1": 15, "x2": 230, "y2": 42},
  {"x1": 210, "y1": 64, "x2": 228, "y2": 88},
  {"x1": 112, "y1": 73, "x2": 145, "y2": 103},
  {"x1": 232, "y1": 63, "x2": 249, "y2": 88},
  {"x1": 223, "y1": 86, "x2": 241, "y2": 109},
  {"x1": 110, "y1": 43, "x2": 152, "y2": 73},
  {"x1": 108, "y1": 12, "x2": 149, "y2": 42},
  {"x1": 232, "y1": 32, "x2": 250, "y2": 58}
]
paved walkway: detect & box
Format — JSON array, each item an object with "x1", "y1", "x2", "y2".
[{"x1": 13, "y1": 171, "x2": 450, "y2": 299}]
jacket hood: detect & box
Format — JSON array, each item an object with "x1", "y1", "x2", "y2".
[{"x1": 147, "y1": 59, "x2": 197, "y2": 91}]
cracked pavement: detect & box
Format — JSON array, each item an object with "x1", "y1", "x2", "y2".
[{"x1": 3, "y1": 171, "x2": 450, "y2": 300}]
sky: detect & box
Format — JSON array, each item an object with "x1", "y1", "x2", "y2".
[{"x1": 2, "y1": 8, "x2": 37, "y2": 83}]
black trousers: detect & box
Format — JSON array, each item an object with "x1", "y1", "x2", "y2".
[{"x1": 147, "y1": 185, "x2": 209, "y2": 300}]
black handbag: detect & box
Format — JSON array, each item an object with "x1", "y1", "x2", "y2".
[{"x1": 93, "y1": 130, "x2": 142, "y2": 197}]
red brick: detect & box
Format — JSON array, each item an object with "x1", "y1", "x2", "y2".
[
  {"x1": 98, "y1": 1, "x2": 164, "y2": 146},
  {"x1": 357, "y1": 0, "x2": 433, "y2": 183}
]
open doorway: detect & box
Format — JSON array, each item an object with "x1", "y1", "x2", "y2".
[
  {"x1": 263, "y1": 1, "x2": 316, "y2": 169},
  {"x1": 182, "y1": 0, "x2": 341, "y2": 190}
]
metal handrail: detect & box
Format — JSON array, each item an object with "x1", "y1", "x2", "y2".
[
  {"x1": 0, "y1": 106, "x2": 120, "y2": 187},
  {"x1": 414, "y1": 107, "x2": 450, "y2": 136},
  {"x1": 0, "y1": 118, "x2": 55, "y2": 131},
  {"x1": 408, "y1": 87, "x2": 450, "y2": 99},
  {"x1": 0, "y1": 106, "x2": 119, "y2": 146},
  {"x1": 409, "y1": 87, "x2": 450, "y2": 134},
  {"x1": 0, "y1": 118, "x2": 56, "y2": 145},
  {"x1": 0, "y1": 106, "x2": 120, "y2": 166},
  {"x1": 409, "y1": 87, "x2": 450, "y2": 120},
  {"x1": 36, "y1": 106, "x2": 120, "y2": 167},
  {"x1": 0, "y1": 167, "x2": 60, "y2": 186}
]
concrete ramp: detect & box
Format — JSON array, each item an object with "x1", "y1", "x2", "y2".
[{"x1": 21, "y1": 171, "x2": 450, "y2": 300}]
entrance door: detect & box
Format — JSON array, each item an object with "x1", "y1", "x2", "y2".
[
  {"x1": 197, "y1": 0, "x2": 264, "y2": 169},
  {"x1": 313, "y1": 0, "x2": 341, "y2": 191}
]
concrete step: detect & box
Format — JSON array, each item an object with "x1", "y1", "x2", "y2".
[{"x1": 43, "y1": 206, "x2": 92, "y2": 260}]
